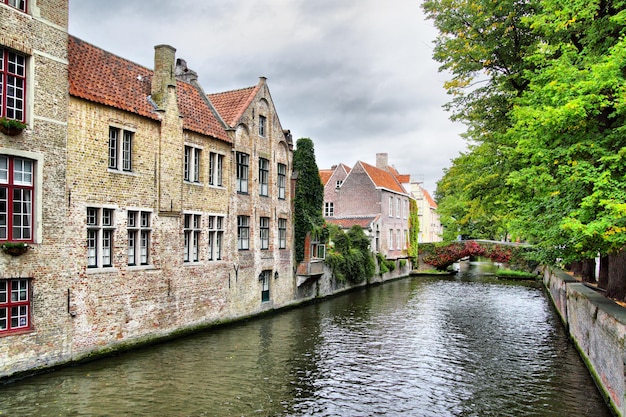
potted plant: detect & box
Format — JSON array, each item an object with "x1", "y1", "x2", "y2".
[
  {"x1": 1, "y1": 242, "x2": 29, "y2": 256},
  {"x1": 0, "y1": 117, "x2": 27, "y2": 136}
]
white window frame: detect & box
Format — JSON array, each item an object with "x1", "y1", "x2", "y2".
[
  {"x1": 237, "y1": 215, "x2": 250, "y2": 250},
  {"x1": 127, "y1": 209, "x2": 151, "y2": 266},
  {"x1": 259, "y1": 158, "x2": 269, "y2": 196},
  {"x1": 87, "y1": 206, "x2": 116, "y2": 268},
  {"x1": 389, "y1": 197, "x2": 393, "y2": 217},
  {"x1": 397, "y1": 198, "x2": 401, "y2": 218},
  {"x1": 208, "y1": 215, "x2": 224, "y2": 261},
  {"x1": 184, "y1": 213, "x2": 201, "y2": 263},
  {"x1": 389, "y1": 229, "x2": 394, "y2": 250},
  {"x1": 277, "y1": 163, "x2": 286, "y2": 200},
  {"x1": 278, "y1": 218, "x2": 287, "y2": 249},
  {"x1": 236, "y1": 152, "x2": 249, "y2": 193},
  {"x1": 324, "y1": 202, "x2": 334, "y2": 217},
  {"x1": 108, "y1": 126, "x2": 133, "y2": 172},
  {"x1": 184, "y1": 145, "x2": 201, "y2": 183},
  {"x1": 260, "y1": 216, "x2": 270, "y2": 250},
  {"x1": 208, "y1": 152, "x2": 224, "y2": 187}
]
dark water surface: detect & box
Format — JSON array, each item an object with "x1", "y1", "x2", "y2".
[{"x1": 0, "y1": 266, "x2": 612, "y2": 416}]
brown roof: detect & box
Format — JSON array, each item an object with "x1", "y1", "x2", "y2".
[
  {"x1": 422, "y1": 187, "x2": 438, "y2": 209},
  {"x1": 208, "y1": 86, "x2": 259, "y2": 127},
  {"x1": 326, "y1": 216, "x2": 377, "y2": 230},
  {"x1": 68, "y1": 36, "x2": 230, "y2": 142},
  {"x1": 319, "y1": 169, "x2": 333, "y2": 186},
  {"x1": 360, "y1": 161, "x2": 407, "y2": 194}
]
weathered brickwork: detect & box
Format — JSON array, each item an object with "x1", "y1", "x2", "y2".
[{"x1": 0, "y1": 0, "x2": 71, "y2": 378}]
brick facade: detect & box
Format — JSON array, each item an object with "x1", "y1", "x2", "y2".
[{"x1": 1, "y1": 1, "x2": 297, "y2": 380}]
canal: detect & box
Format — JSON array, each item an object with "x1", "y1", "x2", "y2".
[{"x1": 0, "y1": 266, "x2": 613, "y2": 416}]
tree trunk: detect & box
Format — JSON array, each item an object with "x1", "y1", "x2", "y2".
[
  {"x1": 581, "y1": 258, "x2": 596, "y2": 283},
  {"x1": 606, "y1": 248, "x2": 626, "y2": 301},
  {"x1": 598, "y1": 255, "x2": 609, "y2": 290}
]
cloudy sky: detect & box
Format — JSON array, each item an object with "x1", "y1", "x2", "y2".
[{"x1": 68, "y1": 0, "x2": 466, "y2": 194}]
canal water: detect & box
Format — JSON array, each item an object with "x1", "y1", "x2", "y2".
[{"x1": 0, "y1": 265, "x2": 612, "y2": 417}]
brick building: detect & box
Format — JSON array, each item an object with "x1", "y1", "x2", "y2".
[
  {"x1": 1, "y1": 0, "x2": 295, "y2": 380},
  {"x1": 0, "y1": 0, "x2": 71, "y2": 378},
  {"x1": 321, "y1": 153, "x2": 414, "y2": 261}
]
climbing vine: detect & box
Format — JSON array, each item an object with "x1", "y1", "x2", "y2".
[
  {"x1": 407, "y1": 198, "x2": 419, "y2": 264},
  {"x1": 325, "y1": 225, "x2": 375, "y2": 283}
]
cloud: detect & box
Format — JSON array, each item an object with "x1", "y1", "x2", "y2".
[{"x1": 68, "y1": 0, "x2": 467, "y2": 194}]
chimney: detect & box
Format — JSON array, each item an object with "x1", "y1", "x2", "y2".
[
  {"x1": 175, "y1": 58, "x2": 198, "y2": 83},
  {"x1": 151, "y1": 44, "x2": 176, "y2": 109},
  {"x1": 376, "y1": 153, "x2": 388, "y2": 168}
]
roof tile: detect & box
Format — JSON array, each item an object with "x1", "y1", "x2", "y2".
[
  {"x1": 360, "y1": 161, "x2": 407, "y2": 194},
  {"x1": 208, "y1": 86, "x2": 259, "y2": 127}
]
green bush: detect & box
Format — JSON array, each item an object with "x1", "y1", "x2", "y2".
[{"x1": 326, "y1": 226, "x2": 375, "y2": 283}]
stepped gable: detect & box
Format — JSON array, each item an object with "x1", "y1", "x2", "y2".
[
  {"x1": 360, "y1": 161, "x2": 407, "y2": 194},
  {"x1": 69, "y1": 36, "x2": 230, "y2": 142},
  {"x1": 208, "y1": 86, "x2": 259, "y2": 127}
]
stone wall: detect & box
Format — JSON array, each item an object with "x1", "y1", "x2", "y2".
[{"x1": 543, "y1": 268, "x2": 626, "y2": 416}]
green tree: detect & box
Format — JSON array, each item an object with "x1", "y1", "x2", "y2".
[
  {"x1": 293, "y1": 138, "x2": 325, "y2": 263},
  {"x1": 407, "y1": 199, "x2": 420, "y2": 263}
]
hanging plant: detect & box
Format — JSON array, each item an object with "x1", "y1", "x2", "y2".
[
  {"x1": 0, "y1": 117, "x2": 27, "y2": 136},
  {"x1": 1, "y1": 242, "x2": 29, "y2": 256}
]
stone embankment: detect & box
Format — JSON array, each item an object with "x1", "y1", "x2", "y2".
[{"x1": 543, "y1": 268, "x2": 626, "y2": 416}]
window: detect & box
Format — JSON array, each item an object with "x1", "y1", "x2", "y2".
[
  {"x1": 260, "y1": 270, "x2": 270, "y2": 302},
  {"x1": 389, "y1": 197, "x2": 393, "y2": 217},
  {"x1": 397, "y1": 198, "x2": 401, "y2": 218},
  {"x1": 87, "y1": 207, "x2": 115, "y2": 268},
  {"x1": 389, "y1": 229, "x2": 394, "y2": 250},
  {"x1": 128, "y1": 210, "x2": 151, "y2": 266},
  {"x1": 0, "y1": 155, "x2": 33, "y2": 241},
  {"x1": 336, "y1": 180, "x2": 343, "y2": 188},
  {"x1": 277, "y1": 163, "x2": 286, "y2": 199},
  {"x1": 278, "y1": 218, "x2": 287, "y2": 249},
  {"x1": 3, "y1": 0, "x2": 26, "y2": 12},
  {"x1": 259, "y1": 115, "x2": 266, "y2": 137},
  {"x1": 208, "y1": 152, "x2": 224, "y2": 186},
  {"x1": 324, "y1": 202, "x2": 334, "y2": 217},
  {"x1": 237, "y1": 215, "x2": 250, "y2": 250},
  {"x1": 236, "y1": 152, "x2": 249, "y2": 193},
  {"x1": 108, "y1": 127, "x2": 133, "y2": 172},
  {"x1": 184, "y1": 146, "x2": 201, "y2": 183},
  {"x1": 0, "y1": 278, "x2": 31, "y2": 334},
  {"x1": 397, "y1": 229, "x2": 401, "y2": 251},
  {"x1": 184, "y1": 213, "x2": 201, "y2": 262},
  {"x1": 404, "y1": 200, "x2": 409, "y2": 219},
  {"x1": 0, "y1": 48, "x2": 26, "y2": 121},
  {"x1": 208, "y1": 215, "x2": 224, "y2": 261},
  {"x1": 260, "y1": 217, "x2": 270, "y2": 250},
  {"x1": 258, "y1": 158, "x2": 269, "y2": 196},
  {"x1": 311, "y1": 242, "x2": 326, "y2": 259}
]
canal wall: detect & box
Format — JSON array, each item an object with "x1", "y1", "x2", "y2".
[{"x1": 543, "y1": 268, "x2": 626, "y2": 416}]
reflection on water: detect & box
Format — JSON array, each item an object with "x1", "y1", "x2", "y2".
[{"x1": 0, "y1": 265, "x2": 612, "y2": 416}]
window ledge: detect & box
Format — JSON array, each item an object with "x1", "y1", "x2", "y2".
[
  {"x1": 183, "y1": 181, "x2": 204, "y2": 187},
  {"x1": 126, "y1": 265, "x2": 158, "y2": 272},
  {"x1": 107, "y1": 169, "x2": 138, "y2": 177},
  {"x1": 86, "y1": 267, "x2": 119, "y2": 275},
  {"x1": 0, "y1": 328, "x2": 34, "y2": 338}
]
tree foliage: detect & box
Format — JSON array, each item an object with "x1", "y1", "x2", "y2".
[
  {"x1": 293, "y1": 138, "x2": 325, "y2": 263},
  {"x1": 407, "y1": 199, "x2": 420, "y2": 262},
  {"x1": 326, "y1": 225, "x2": 376, "y2": 283},
  {"x1": 425, "y1": 0, "x2": 626, "y2": 298}
]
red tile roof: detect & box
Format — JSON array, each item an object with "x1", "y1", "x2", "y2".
[
  {"x1": 319, "y1": 169, "x2": 333, "y2": 186},
  {"x1": 360, "y1": 161, "x2": 407, "y2": 194},
  {"x1": 208, "y1": 86, "x2": 259, "y2": 127},
  {"x1": 326, "y1": 216, "x2": 377, "y2": 230},
  {"x1": 422, "y1": 187, "x2": 438, "y2": 209},
  {"x1": 68, "y1": 36, "x2": 230, "y2": 143}
]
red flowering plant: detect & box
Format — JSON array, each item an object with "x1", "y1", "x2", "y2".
[{"x1": 422, "y1": 241, "x2": 517, "y2": 270}]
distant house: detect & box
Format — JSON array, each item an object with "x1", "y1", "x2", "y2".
[
  {"x1": 409, "y1": 183, "x2": 443, "y2": 243},
  {"x1": 321, "y1": 153, "x2": 413, "y2": 260}
]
